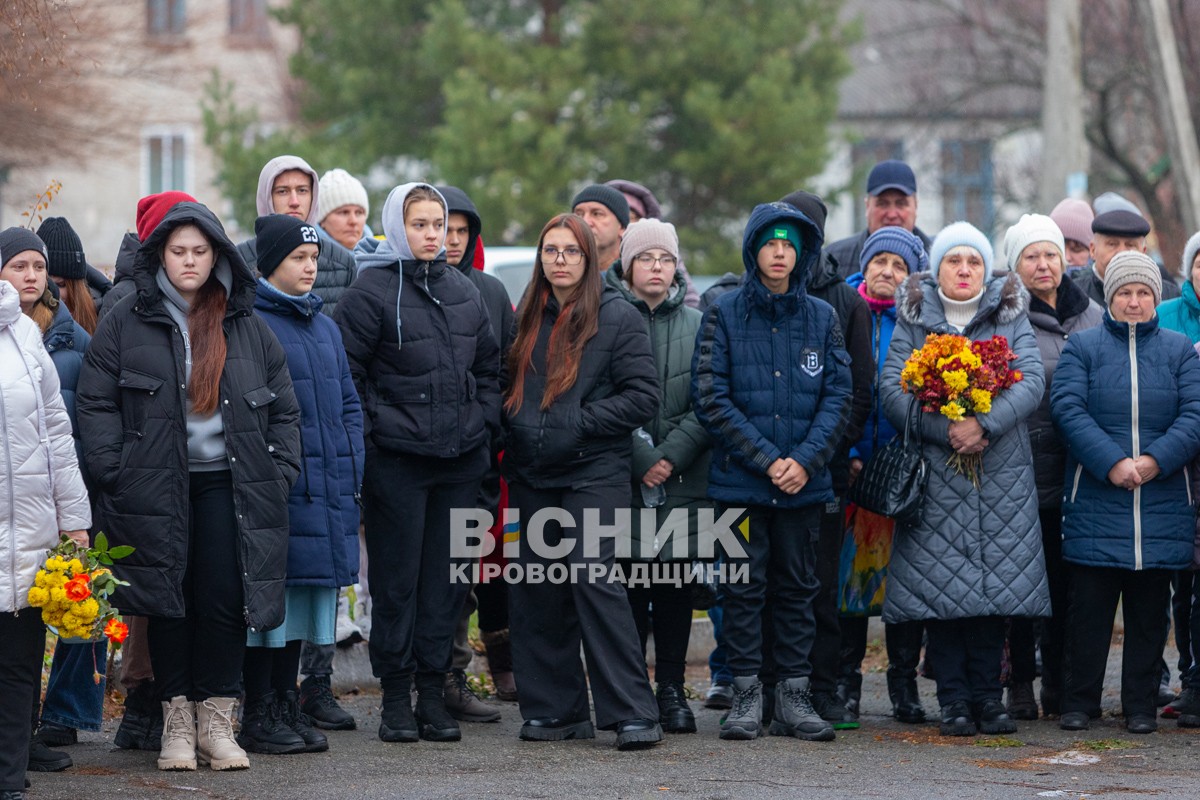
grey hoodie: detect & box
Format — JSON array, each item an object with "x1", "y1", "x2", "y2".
[
  {"x1": 355, "y1": 182, "x2": 448, "y2": 350},
  {"x1": 254, "y1": 155, "x2": 321, "y2": 224}
]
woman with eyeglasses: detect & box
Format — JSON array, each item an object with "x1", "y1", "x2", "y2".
[
  {"x1": 333, "y1": 183, "x2": 500, "y2": 745},
  {"x1": 503, "y1": 212, "x2": 663, "y2": 750}
]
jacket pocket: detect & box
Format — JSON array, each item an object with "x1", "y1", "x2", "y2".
[
  {"x1": 118, "y1": 368, "x2": 164, "y2": 436},
  {"x1": 376, "y1": 375, "x2": 433, "y2": 442},
  {"x1": 465, "y1": 371, "x2": 477, "y2": 401},
  {"x1": 1069, "y1": 463, "x2": 1084, "y2": 503}
]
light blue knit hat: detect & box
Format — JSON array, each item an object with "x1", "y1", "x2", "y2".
[{"x1": 929, "y1": 221, "x2": 993, "y2": 281}]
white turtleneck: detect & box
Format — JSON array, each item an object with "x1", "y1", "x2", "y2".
[{"x1": 938, "y1": 288, "x2": 984, "y2": 332}]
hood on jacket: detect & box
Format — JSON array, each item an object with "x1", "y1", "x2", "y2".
[
  {"x1": 741, "y1": 202, "x2": 824, "y2": 300},
  {"x1": 896, "y1": 271, "x2": 1028, "y2": 329},
  {"x1": 604, "y1": 259, "x2": 687, "y2": 316},
  {"x1": 134, "y1": 202, "x2": 255, "y2": 317},
  {"x1": 43, "y1": 296, "x2": 84, "y2": 354},
  {"x1": 355, "y1": 182, "x2": 448, "y2": 273},
  {"x1": 254, "y1": 275, "x2": 323, "y2": 320},
  {"x1": 255, "y1": 155, "x2": 321, "y2": 224},
  {"x1": 0, "y1": 279, "x2": 20, "y2": 328},
  {"x1": 437, "y1": 185, "x2": 482, "y2": 274},
  {"x1": 112, "y1": 232, "x2": 140, "y2": 285}
]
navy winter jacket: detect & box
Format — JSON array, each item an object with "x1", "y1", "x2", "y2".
[
  {"x1": 43, "y1": 299, "x2": 90, "y2": 442},
  {"x1": 254, "y1": 278, "x2": 365, "y2": 588},
  {"x1": 691, "y1": 202, "x2": 853, "y2": 508},
  {"x1": 1051, "y1": 312, "x2": 1200, "y2": 571},
  {"x1": 845, "y1": 271, "x2": 898, "y2": 464}
]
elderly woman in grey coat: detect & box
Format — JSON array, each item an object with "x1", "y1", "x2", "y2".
[{"x1": 881, "y1": 222, "x2": 1049, "y2": 738}]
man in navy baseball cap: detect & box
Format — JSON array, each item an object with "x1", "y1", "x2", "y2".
[{"x1": 827, "y1": 159, "x2": 931, "y2": 279}]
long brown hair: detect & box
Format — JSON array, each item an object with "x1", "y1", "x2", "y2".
[
  {"x1": 504, "y1": 213, "x2": 602, "y2": 414},
  {"x1": 57, "y1": 278, "x2": 98, "y2": 335},
  {"x1": 27, "y1": 288, "x2": 55, "y2": 334},
  {"x1": 160, "y1": 224, "x2": 227, "y2": 416}
]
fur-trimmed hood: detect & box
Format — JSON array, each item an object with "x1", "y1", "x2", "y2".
[{"x1": 896, "y1": 270, "x2": 1028, "y2": 331}]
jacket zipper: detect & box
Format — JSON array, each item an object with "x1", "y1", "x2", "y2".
[
  {"x1": 1186, "y1": 466, "x2": 1193, "y2": 507},
  {"x1": 1070, "y1": 463, "x2": 1083, "y2": 503},
  {"x1": 1, "y1": 370, "x2": 16, "y2": 613},
  {"x1": 1128, "y1": 322, "x2": 1142, "y2": 571}
]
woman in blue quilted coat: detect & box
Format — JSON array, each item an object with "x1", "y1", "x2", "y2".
[
  {"x1": 881, "y1": 222, "x2": 1048, "y2": 738},
  {"x1": 1050, "y1": 251, "x2": 1200, "y2": 735}
]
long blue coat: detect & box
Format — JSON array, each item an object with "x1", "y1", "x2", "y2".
[
  {"x1": 1050, "y1": 312, "x2": 1200, "y2": 571},
  {"x1": 254, "y1": 278, "x2": 365, "y2": 587}
]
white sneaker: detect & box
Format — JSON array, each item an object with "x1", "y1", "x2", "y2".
[{"x1": 335, "y1": 589, "x2": 363, "y2": 646}]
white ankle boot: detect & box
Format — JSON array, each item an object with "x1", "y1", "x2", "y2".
[
  {"x1": 196, "y1": 697, "x2": 250, "y2": 770},
  {"x1": 157, "y1": 696, "x2": 197, "y2": 771}
]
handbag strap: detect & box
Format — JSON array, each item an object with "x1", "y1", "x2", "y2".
[{"x1": 902, "y1": 395, "x2": 923, "y2": 449}]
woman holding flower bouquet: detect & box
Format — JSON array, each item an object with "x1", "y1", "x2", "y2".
[
  {"x1": 880, "y1": 221, "x2": 1048, "y2": 737},
  {"x1": 0, "y1": 277, "x2": 91, "y2": 800},
  {"x1": 1050, "y1": 251, "x2": 1200, "y2": 734}
]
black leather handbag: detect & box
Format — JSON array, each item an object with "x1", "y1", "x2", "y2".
[{"x1": 847, "y1": 398, "x2": 928, "y2": 525}]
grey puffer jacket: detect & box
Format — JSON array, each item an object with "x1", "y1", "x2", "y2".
[
  {"x1": 1025, "y1": 274, "x2": 1103, "y2": 508},
  {"x1": 880, "y1": 272, "x2": 1050, "y2": 623}
]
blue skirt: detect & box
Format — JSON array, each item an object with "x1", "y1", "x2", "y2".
[{"x1": 246, "y1": 586, "x2": 338, "y2": 648}]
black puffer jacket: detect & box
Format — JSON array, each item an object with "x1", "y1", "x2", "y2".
[
  {"x1": 503, "y1": 287, "x2": 659, "y2": 489},
  {"x1": 333, "y1": 250, "x2": 500, "y2": 458},
  {"x1": 239, "y1": 235, "x2": 358, "y2": 316},
  {"x1": 77, "y1": 203, "x2": 302, "y2": 631},
  {"x1": 97, "y1": 232, "x2": 140, "y2": 321}
]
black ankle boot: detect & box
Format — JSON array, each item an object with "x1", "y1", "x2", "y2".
[
  {"x1": 378, "y1": 677, "x2": 418, "y2": 742},
  {"x1": 237, "y1": 692, "x2": 306, "y2": 755},
  {"x1": 655, "y1": 682, "x2": 697, "y2": 733},
  {"x1": 281, "y1": 690, "x2": 329, "y2": 753},
  {"x1": 414, "y1": 672, "x2": 461, "y2": 742},
  {"x1": 887, "y1": 670, "x2": 926, "y2": 724}
]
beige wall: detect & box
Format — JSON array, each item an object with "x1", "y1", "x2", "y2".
[{"x1": 1, "y1": 0, "x2": 297, "y2": 272}]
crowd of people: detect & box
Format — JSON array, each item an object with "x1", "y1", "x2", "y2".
[{"x1": 3, "y1": 153, "x2": 1200, "y2": 797}]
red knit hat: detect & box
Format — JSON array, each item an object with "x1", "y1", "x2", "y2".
[{"x1": 136, "y1": 191, "x2": 197, "y2": 242}]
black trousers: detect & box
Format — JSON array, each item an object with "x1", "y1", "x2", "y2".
[
  {"x1": 925, "y1": 616, "x2": 1005, "y2": 707},
  {"x1": 148, "y1": 470, "x2": 246, "y2": 700},
  {"x1": 506, "y1": 481, "x2": 658, "y2": 729},
  {"x1": 624, "y1": 571, "x2": 693, "y2": 686},
  {"x1": 722, "y1": 504, "x2": 821, "y2": 679},
  {"x1": 0, "y1": 610, "x2": 44, "y2": 791},
  {"x1": 838, "y1": 617, "x2": 924, "y2": 686},
  {"x1": 1173, "y1": 571, "x2": 1194, "y2": 677},
  {"x1": 363, "y1": 447, "x2": 484, "y2": 681},
  {"x1": 1009, "y1": 508, "x2": 1067, "y2": 687},
  {"x1": 1062, "y1": 564, "x2": 1172, "y2": 719}
]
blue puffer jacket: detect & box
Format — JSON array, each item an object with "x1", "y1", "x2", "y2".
[
  {"x1": 254, "y1": 278, "x2": 365, "y2": 587},
  {"x1": 845, "y1": 272, "x2": 898, "y2": 463},
  {"x1": 1051, "y1": 312, "x2": 1200, "y2": 571},
  {"x1": 692, "y1": 202, "x2": 852, "y2": 508},
  {"x1": 43, "y1": 299, "x2": 90, "y2": 446},
  {"x1": 1157, "y1": 280, "x2": 1200, "y2": 344}
]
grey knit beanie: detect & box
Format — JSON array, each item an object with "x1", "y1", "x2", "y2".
[
  {"x1": 620, "y1": 219, "x2": 679, "y2": 276},
  {"x1": 1104, "y1": 250, "x2": 1162, "y2": 308}
]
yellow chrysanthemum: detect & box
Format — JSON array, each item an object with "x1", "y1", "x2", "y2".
[
  {"x1": 66, "y1": 558, "x2": 85, "y2": 575},
  {"x1": 77, "y1": 598, "x2": 100, "y2": 620},
  {"x1": 34, "y1": 570, "x2": 49, "y2": 589},
  {"x1": 27, "y1": 586, "x2": 49, "y2": 607},
  {"x1": 940, "y1": 402, "x2": 966, "y2": 421},
  {"x1": 943, "y1": 370, "x2": 969, "y2": 394},
  {"x1": 46, "y1": 556, "x2": 67, "y2": 573},
  {"x1": 970, "y1": 388, "x2": 993, "y2": 413}
]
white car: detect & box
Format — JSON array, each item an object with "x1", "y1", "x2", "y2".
[{"x1": 482, "y1": 246, "x2": 538, "y2": 306}]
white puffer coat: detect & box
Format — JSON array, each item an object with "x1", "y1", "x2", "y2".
[{"x1": 0, "y1": 280, "x2": 91, "y2": 613}]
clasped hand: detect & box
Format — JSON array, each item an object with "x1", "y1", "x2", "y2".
[
  {"x1": 948, "y1": 418, "x2": 989, "y2": 454},
  {"x1": 768, "y1": 457, "x2": 809, "y2": 495},
  {"x1": 1108, "y1": 455, "x2": 1160, "y2": 490}
]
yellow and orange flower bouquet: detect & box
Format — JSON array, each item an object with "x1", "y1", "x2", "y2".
[
  {"x1": 27, "y1": 533, "x2": 133, "y2": 661},
  {"x1": 899, "y1": 333, "x2": 1023, "y2": 487}
]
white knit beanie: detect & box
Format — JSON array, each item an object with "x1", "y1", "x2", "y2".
[
  {"x1": 317, "y1": 169, "x2": 369, "y2": 224},
  {"x1": 1181, "y1": 231, "x2": 1200, "y2": 282},
  {"x1": 620, "y1": 219, "x2": 679, "y2": 275},
  {"x1": 1104, "y1": 250, "x2": 1162, "y2": 308},
  {"x1": 1004, "y1": 213, "x2": 1065, "y2": 271}
]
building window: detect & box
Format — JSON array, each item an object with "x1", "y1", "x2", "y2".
[
  {"x1": 851, "y1": 139, "x2": 904, "y2": 231},
  {"x1": 144, "y1": 130, "x2": 190, "y2": 195},
  {"x1": 229, "y1": 0, "x2": 270, "y2": 39},
  {"x1": 147, "y1": 0, "x2": 186, "y2": 36},
  {"x1": 941, "y1": 140, "x2": 994, "y2": 233}
]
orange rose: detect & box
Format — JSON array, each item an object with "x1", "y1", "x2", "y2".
[
  {"x1": 104, "y1": 618, "x2": 129, "y2": 644},
  {"x1": 63, "y1": 576, "x2": 91, "y2": 602}
]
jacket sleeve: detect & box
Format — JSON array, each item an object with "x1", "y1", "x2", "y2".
[
  {"x1": 260, "y1": 323, "x2": 302, "y2": 488},
  {"x1": 841, "y1": 294, "x2": 875, "y2": 450},
  {"x1": 75, "y1": 313, "x2": 125, "y2": 490},
  {"x1": 657, "y1": 410, "x2": 710, "y2": 474},
  {"x1": 976, "y1": 317, "x2": 1045, "y2": 440},
  {"x1": 881, "y1": 318, "x2": 952, "y2": 446},
  {"x1": 34, "y1": 335, "x2": 92, "y2": 531},
  {"x1": 1143, "y1": 341, "x2": 1200, "y2": 476},
  {"x1": 691, "y1": 304, "x2": 782, "y2": 474},
  {"x1": 332, "y1": 276, "x2": 384, "y2": 440},
  {"x1": 1049, "y1": 336, "x2": 1128, "y2": 481},
  {"x1": 471, "y1": 295, "x2": 503, "y2": 443},
  {"x1": 334, "y1": 328, "x2": 366, "y2": 491},
  {"x1": 579, "y1": 304, "x2": 658, "y2": 438},
  {"x1": 790, "y1": 315, "x2": 853, "y2": 474},
  {"x1": 630, "y1": 433, "x2": 662, "y2": 479}
]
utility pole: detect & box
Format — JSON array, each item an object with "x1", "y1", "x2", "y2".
[
  {"x1": 1138, "y1": 0, "x2": 1200, "y2": 231},
  {"x1": 1039, "y1": 0, "x2": 1087, "y2": 210}
]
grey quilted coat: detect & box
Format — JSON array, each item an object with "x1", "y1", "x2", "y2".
[{"x1": 880, "y1": 272, "x2": 1051, "y2": 623}]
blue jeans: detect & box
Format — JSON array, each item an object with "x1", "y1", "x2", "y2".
[
  {"x1": 41, "y1": 639, "x2": 106, "y2": 731},
  {"x1": 707, "y1": 604, "x2": 732, "y2": 684}
]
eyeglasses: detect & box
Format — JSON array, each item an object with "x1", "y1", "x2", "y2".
[
  {"x1": 633, "y1": 253, "x2": 677, "y2": 270},
  {"x1": 541, "y1": 246, "x2": 584, "y2": 265}
]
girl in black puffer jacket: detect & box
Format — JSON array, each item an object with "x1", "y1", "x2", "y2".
[
  {"x1": 503, "y1": 213, "x2": 662, "y2": 751},
  {"x1": 333, "y1": 183, "x2": 500, "y2": 745},
  {"x1": 77, "y1": 202, "x2": 301, "y2": 772}
]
